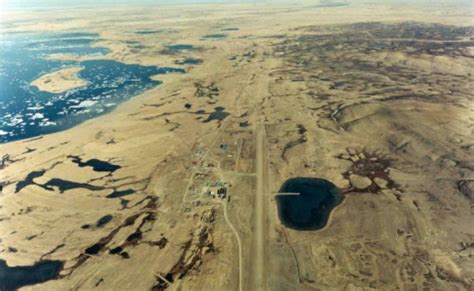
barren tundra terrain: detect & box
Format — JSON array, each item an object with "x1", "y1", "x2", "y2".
[{"x1": 0, "y1": 2, "x2": 473, "y2": 291}]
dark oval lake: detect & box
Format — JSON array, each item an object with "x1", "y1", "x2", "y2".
[{"x1": 276, "y1": 177, "x2": 343, "y2": 231}]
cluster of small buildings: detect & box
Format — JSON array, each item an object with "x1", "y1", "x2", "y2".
[{"x1": 203, "y1": 181, "x2": 229, "y2": 200}]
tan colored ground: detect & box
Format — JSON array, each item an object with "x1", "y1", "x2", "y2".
[
  {"x1": 31, "y1": 67, "x2": 87, "y2": 93},
  {"x1": 0, "y1": 2, "x2": 473, "y2": 291}
]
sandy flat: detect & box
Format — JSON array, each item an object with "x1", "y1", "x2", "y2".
[{"x1": 31, "y1": 66, "x2": 87, "y2": 93}]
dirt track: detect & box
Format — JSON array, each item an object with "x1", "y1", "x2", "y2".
[{"x1": 251, "y1": 121, "x2": 267, "y2": 291}]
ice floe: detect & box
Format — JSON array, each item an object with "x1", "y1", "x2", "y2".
[
  {"x1": 31, "y1": 113, "x2": 44, "y2": 120},
  {"x1": 70, "y1": 100, "x2": 97, "y2": 108}
]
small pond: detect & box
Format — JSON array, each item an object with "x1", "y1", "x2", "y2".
[{"x1": 202, "y1": 34, "x2": 226, "y2": 39}]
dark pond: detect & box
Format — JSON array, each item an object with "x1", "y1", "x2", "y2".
[
  {"x1": 120, "y1": 199, "x2": 130, "y2": 208},
  {"x1": 96, "y1": 214, "x2": 113, "y2": 227},
  {"x1": 166, "y1": 44, "x2": 194, "y2": 52},
  {"x1": 15, "y1": 170, "x2": 46, "y2": 193},
  {"x1": 0, "y1": 32, "x2": 184, "y2": 143},
  {"x1": 69, "y1": 156, "x2": 121, "y2": 172},
  {"x1": 202, "y1": 34, "x2": 226, "y2": 39},
  {"x1": 126, "y1": 231, "x2": 142, "y2": 242},
  {"x1": 0, "y1": 259, "x2": 63, "y2": 291},
  {"x1": 135, "y1": 30, "x2": 162, "y2": 35},
  {"x1": 222, "y1": 28, "x2": 239, "y2": 31},
  {"x1": 85, "y1": 243, "x2": 103, "y2": 255},
  {"x1": 239, "y1": 121, "x2": 249, "y2": 128},
  {"x1": 42, "y1": 178, "x2": 103, "y2": 193},
  {"x1": 106, "y1": 189, "x2": 135, "y2": 198},
  {"x1": 204, "y1": 106, "x2": 230, "y2": 123},
  {"x1": 109, "y1": 246, "x2": 123, "y2": 254},
  {"x1": 276, "y1": 178, "x2": 343, "y2": 231}
]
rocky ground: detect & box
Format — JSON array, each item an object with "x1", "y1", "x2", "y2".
[{"x1": 263, "y1": 21, "x2": 473, "y2": 290}]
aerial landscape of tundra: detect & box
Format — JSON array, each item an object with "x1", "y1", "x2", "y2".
[{"x1": 0, "y1": 0, "x2": 473, "y2": 290}]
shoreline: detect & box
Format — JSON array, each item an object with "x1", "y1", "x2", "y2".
[{"x1": 0, "y1": 73, "x2": 176, "y2": 145}]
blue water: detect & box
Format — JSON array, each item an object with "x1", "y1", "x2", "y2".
[
  {"x1": 0, "y1": 32, "x2": 184, "y2": 143},
  {"x1": 28, "y1": 38, "x2": 102, "y2": 48},
  {"x1": 166, "y1": 44, "x2": 194, "y2": 52},
  {"x1": 46, "y1": 32, "x2": 100, "y2": 38},
  {"x1": 0, "y1": 259, "x2": 63, "y2": 291},
  {"x1": 276, "y1": 178, "x2": 343, "y2": 231}
]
